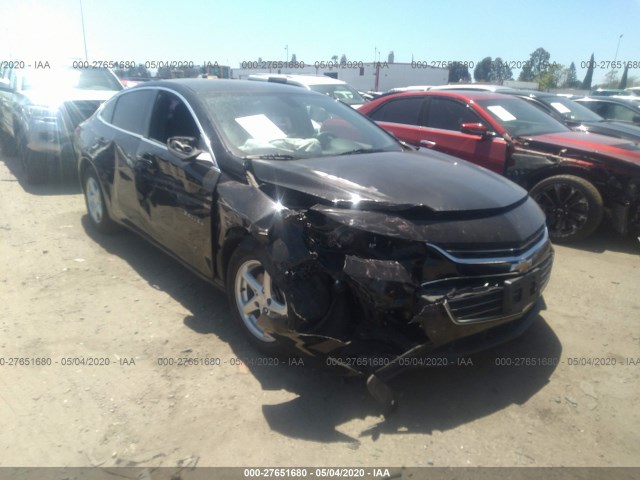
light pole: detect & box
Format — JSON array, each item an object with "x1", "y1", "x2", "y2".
[
  {"x1": 614, "y1": 34, "x2": 624, "y2": 63},
  {"x1": 285, "y1": 45, "x2": 289, "y2": 62},
  {"x1": 610, "y1": 34, "x2": 623, "y2": 87},
  {"x1": 80, "y1": 0, "x2": 88, "y2": 61}
]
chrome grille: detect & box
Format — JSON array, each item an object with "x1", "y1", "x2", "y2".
[
  {"x1": 442, "y1": 226, "x2": 547, "y2": 259},
  {"x1": 444, "y1": 253, "x2": 553, "y2": 324}
]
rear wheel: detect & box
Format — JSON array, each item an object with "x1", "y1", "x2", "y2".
[
  {"x1": 226, "y1": 239, "x2": 292, "y2": 354},
  {"x1": 530, "y1": 175, "x2": 603, "y2": 242},
  {"x1": 0, "y1": 132, "x2": 19, "y2": 157},
  {"x1": 22, "y1": 149, "x2": 49, "y2": 184},
  {"x1": 83, "y1": 167, "x2": 119, "y2": 233}
]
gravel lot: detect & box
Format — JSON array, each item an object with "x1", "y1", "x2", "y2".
[{"x1": 1, "y1": 146, "x2": 639, "y2": 469}]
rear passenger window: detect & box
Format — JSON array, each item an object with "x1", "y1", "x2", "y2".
[
  {"x1": 369, "y1": 97, "x2": 424, "y2": 125},
  {"x1": 99, "y1": 97, "x2": 117, "y2": 123},
  {"x1": 427, "y1": 98, "x2": 483, "y2": 131},
  {"x1": 111, "y1": 90, "x2": 156, "y2": 135},
  {"x1": 607, "y1": 104, "x2": 636, "y2": 122}
]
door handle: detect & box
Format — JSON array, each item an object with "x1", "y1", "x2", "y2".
[
  {"x1": 135, "y1": 154, "x2": 157, "y2": 173},
  {"x1": 420, "y1": 139, "x2": 436, "y2": 147}
]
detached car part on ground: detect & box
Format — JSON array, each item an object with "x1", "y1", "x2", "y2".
[
  {"x1": 74, "y1": 80, "x2": 553, "y2": 409},
  {"x1": 359, "y1": 91, "x2": 640, "y2": 242},
  {"x1": 0, "y1": 67, "x2": 122, "y2": 183}
]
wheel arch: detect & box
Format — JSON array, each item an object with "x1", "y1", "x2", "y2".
[
  {"x1": 524, "y1": 164, "x2": 602, "y2": 192},
  {"x1": 218, "y1": 226, "x2": 253, "y2": 287}
]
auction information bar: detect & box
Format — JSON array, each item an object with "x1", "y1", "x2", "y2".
[{"x1": 0, "y1": 467, "x2": 637, "y2": 480}]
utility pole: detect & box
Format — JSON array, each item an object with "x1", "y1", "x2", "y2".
[{"x1": 80, "y1": 0, "x2": 88, "y2": 61}]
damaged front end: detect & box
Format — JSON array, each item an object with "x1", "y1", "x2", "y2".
[{"x1": 217, "y1": 162, "x2": 554, "y2": 409}]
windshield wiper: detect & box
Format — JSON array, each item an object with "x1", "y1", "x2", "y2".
[
  {"x1": 243, "y1": 154, "x2": 297, "y2": 160},
  {"x1": 338, "y1": 148, "x2": 386, "y2": 156}
]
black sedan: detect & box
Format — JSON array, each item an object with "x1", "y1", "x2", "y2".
[
  {"x1": 74, "y1": 79, "x2": 553, "y2": 406},
  {"x1": 503, "y1": 90, "x2": 640, "y2": 142},
  {"x1": 575, "y1": 96, "x2": 640, "y2": 127}
]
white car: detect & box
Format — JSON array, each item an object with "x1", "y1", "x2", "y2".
[{"x1": 247, "y1": 74, "x2": 366, "y2": 108}]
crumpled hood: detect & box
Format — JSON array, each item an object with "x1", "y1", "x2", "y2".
[
  {"x1": 251, "y1": 151, "x2": 528, "y2": 212},
  {"x1": 527, "y1": 131, "x2": 640, "y2": 167}
]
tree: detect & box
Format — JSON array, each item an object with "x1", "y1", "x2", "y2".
[
  {"x1": 490, "y1": 57, "x2": 513, "y2": 84},
  {"x1": 126, "y1": 64, "x2": 150, "y2": 78},
  {"x1": 448, "y1": 61, "x2": 471, "y2": 83},
  {"x1": 563, "y1": 62, "x2": 580, "y2": 88},
  {"x1": 156, "y1": 66, "x2": 172, "y2": 79},
  {"x1": 291, "y1": 53, "x2": 297, "y2": 63},
  {"x1": 619, "y1": 64, "x2": 629, "y2": 89},
  {"x1": 519, "y1": 47, "x2": 551, "y2": 81},
  {"x1": 582, "y1": 53, "x2": 595, "y2": 90},
  {"x1": 388, "y1": 51, "x2": 394, "y2": 63},
  {"x1": 474, "y1": 57, "x2": 492, "y2": 82},
  {"x1": 538, "y1": 63, "x2": 565, "y2": 91},
  {"x1": 331, "y1": 55, "x2": 338, "y2": 63},
  {"x1": 340, "y1": 54, "x2": 347, "y2": 64}
]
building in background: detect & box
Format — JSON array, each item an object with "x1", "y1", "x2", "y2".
[{"x1": 232, "y1": 61, "x2": 448, "y2": 92}]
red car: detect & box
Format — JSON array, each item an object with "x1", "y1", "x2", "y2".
[{"x1": 359, "y1": 91, "x2": 640, "y2": 242}]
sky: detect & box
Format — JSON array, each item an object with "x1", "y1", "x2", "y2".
[{"x1": 1, "y1": 0, "x2": 638, "y2": 85}]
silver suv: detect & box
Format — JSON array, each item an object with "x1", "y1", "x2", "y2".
[{"x1": 0, "y1": 66, "x2": 122, "y2": 183}]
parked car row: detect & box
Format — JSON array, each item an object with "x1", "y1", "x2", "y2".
[
  {"x1": 3, "y1": 69, "x2": 635, "y2": 405},
  {"x1": 358, "y1": 87, "x2": 640, "y2": 243},
  {"x1": 69, "y1": 79, "x2": 555, "y2": 407},
  {"x1": 0, "y1": 66, "x2": 123, "y2": 183}
]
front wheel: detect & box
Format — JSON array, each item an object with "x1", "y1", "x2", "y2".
[
  {"x1": 83, "y1": 168, "x2": 119, "y2": 234},
  {"x1": 226, "y1": 239, "x2": 293, "y2": 354},
  {"x1": 22, "y1": 149, "x2": 49, "y2": 184},
  {"x1": 530, "y1": 175, "x2": 603, "y2": 242}
]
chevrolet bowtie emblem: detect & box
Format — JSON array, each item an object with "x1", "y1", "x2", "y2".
[{"x1": 513, "y1": 258, "x2": 533, "y2": 273}]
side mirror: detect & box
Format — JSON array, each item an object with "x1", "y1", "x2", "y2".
[
  {"x1": 167, "y1": 136, "x2": 202, "y2": 160},
  {"x1": 461, "y1": 122, "x2": 490, "y2": 137}
]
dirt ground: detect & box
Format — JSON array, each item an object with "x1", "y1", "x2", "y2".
[{"x1": 1, "y1": 146, "x2": 639, "y2": 470}]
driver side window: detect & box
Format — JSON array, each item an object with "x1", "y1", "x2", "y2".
[
  {"x1": 427, "y1": 98, "x2": 484, "y2": 131},
  {"x1": 149, "y1": 91, "x2": 200, "y2": 144}
]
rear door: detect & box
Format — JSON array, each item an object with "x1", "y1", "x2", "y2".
[
  {"x1": 108, "y1": 88, "x2": 157, "y2": 226},
  {"x1": 368, "y1": 96, "x2": 427, "y2": 146},
  {"x1": 421, "y1": 96, "x2": 508, "y2": 174}
]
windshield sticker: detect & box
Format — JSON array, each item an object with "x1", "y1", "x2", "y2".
[
  {"x1": 487, "y1": 105, "x2": 517, "y2": 122},
  {"x1": 235, "y1": 114, "x2": 285, "y2": 141},
  {"x1": 550, "y1": 102, "x2": 571, "y2": 114}
]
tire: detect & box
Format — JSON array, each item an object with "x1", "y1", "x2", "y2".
[
  {"x1": 0, "y1": 132, "x2": 19, "y2": 157},
  {"x1": 82, "y1": 167, "x2": 119, "y2": 234},
  {"x1": 530, "y1": 175, "x2": 604, "y2": 242},
  {"x1": 226, "y1": 239, "x2": 292, "y2": 354},
  {"x1": 22, "y1": 149, "x2": 49, "y2": 184}
]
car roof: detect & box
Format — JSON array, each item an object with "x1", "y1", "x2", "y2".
[
  {"x1": 247, "y1": 74, "x2": 348, "y2": 86},
  {"x1": 131, "y1": 78, "x2": 309, "y2": 96},
  {"x1": 576, "y1": 96, "x2": 640, "y2": 107},
  {"x1": 429, "y1": 84, "x2": 514, "y2": 93},
  {"x1": 373, "y1": 90, "x2": 520, "y2": 102}
]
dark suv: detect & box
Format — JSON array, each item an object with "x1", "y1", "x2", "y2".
[{"x1": 0, "y1": 66, "x2": 122, "y2": 183}]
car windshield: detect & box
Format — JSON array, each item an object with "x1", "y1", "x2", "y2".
[
  {"x1": 21, "y1": 68, "x2": 123, "y2": 91},
  {"x1": 538, "y1": 96, "x2": 603, "y2": 122},
  {"x1": 308, "y1": 84, "x2": 366, "y2": 105},
  {"x1": 203, "y1": 91, "x2": 400, "y2": 159},
  {"x1": 477, "y1": 97, "x2": 570, "y2": 137}
]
